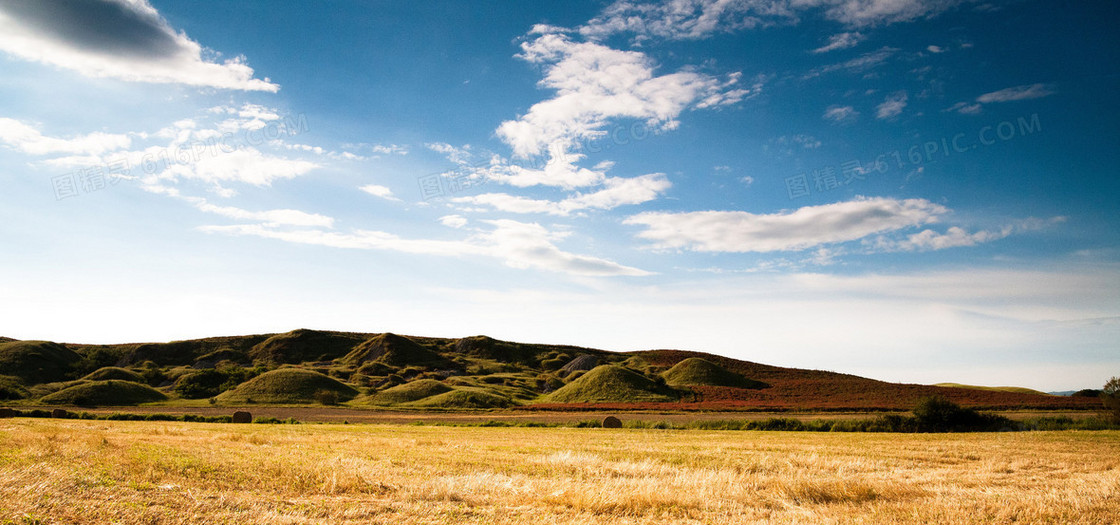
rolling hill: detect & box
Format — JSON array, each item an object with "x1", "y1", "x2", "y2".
[{"x1": 0, "y1": 329, "x2": 1103, "y2": 411}]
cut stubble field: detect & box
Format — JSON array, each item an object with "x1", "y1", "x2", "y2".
[{"x1": 0, "y1": 420, "x2": 1117, "y2": 524}]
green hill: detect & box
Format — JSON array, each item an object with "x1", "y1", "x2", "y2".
[
  {"x1": 0, "y1": 340, "x2": 81, "y2": 383},
  {"x1": 662, "y1": 358, "x2": 766, "y2": 389},
  {"x1": 341, "y1": 333, "x2": 451, "y2": 369},
  {"x1": 217, "y1": 369, "x2": 358, "y2": 404},
  {"x1": 404, "y1": 389, "x2": 513, "y2": 409},
  {"x1": 249, "y1": 329, "x2": 366, "y2": 364},
  {"x1": 361, "y1": 379, "x2": 452, "y2": 405},
  {"x1": 39, "y1": 380, "x2": 166, "y2": 406},
  {"x1": 82, "y1": 366, "x2": 145, "y2": 383},
  {"x1": 934, "y1": 383, "x2": 1051, "y2": 396},
  {"x1": 546, "y1": 365, "x2": 679, "y2": 403}
]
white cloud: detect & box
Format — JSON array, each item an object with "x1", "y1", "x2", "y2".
[
  {"x1": 438, "y1": 215, "x2": 468, "y2": 229},
  {"x1": 0, "y1": 118, "x2": 131, "y2": 155},
  {"x1": 160, "y1": 148, "x2": 317, "y2": 187},
  {"x1": 579, "y1": 0, "x2": 796, "y2": 41},
  {"x1": 578, "y1": 1, "x2": 964, "y2": 41},
  {"x1": 946, "y1": 101, "x2": 982, "y2": 115},
  {"x1": 822, "y1": 105, "x2": 859, "y2": 122},
  {"x1": 484, "y1": 153, "x2": 609, "y2": 189},
  {"x1": 946, "y1": 83, "x2": 1055, "y2": 115},
  {"x1": 0, "y1": 0, "x2": 277, "y2": 91},
  {"x1": 482, "y1": 219, "x2": 651, "y2": 276},
  {"x1": 192, "y1": 201, "x2": 334, "y2": 228},
  {"x1": 812, "y1": 32, "x2": 866, "y2": 53},
  {"x1": 804, "y1": 47, "x2": 897, "y2": 79},
  {"x1": 359, "y1": 184, "x2": 400, "y2": 201},
  {"x1": 875, "y1": 90, "x2": 908, "y2": 119},
  {"x1": 496, "y1": 33, "x2": 753, "y2": 162},
  {"x1": 768, "y1": 134, "x2": 822, "y2": 155},
  {"x1": 808, "y1": 0, "x2": 966, "y2": 28},
  {"x1": 625, "y1": 197, "x2": 946, "y2": 253},
  {"x1": 976, "y1": 83, "x2": 1055, "y2": 103},
  {"x1": 926, "y1": 44, "x2": 944, "y2": 53},
  {"x1": 452, "y1": 173, "x2": 671, "y2": 216},
  {"x1": 200, "y1": 219, "x2": 650, "y2": 277},
  {"x1": 869, "y1": 217, "x2": 1066, "y2": 252}
]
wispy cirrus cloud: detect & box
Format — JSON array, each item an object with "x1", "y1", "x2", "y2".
[
  {"x1": 803, "y1": 46, "x2": 898, "y2": 79},
  {"x1": 822, "y1": 104, "x2": 859, "y2": 123},
  {"x1": 812, "y1": 32, "x2": 866, "y2": 53},
  {"x1": 0, "y1": 0, "x2": 277, "y2": 91},
  {"x1": 452, "y1": 173, "x2": 670, "y2": 216},
  {"x1": 578, "y1": 0, "x2": 966, "y2": 42},
  {"x1": 947, "y1": 83, "x2": 1055, "y2": 114},
  {"x1": 201, "y1": 219, "x2": 651, "y2": 277},
  {"x1": 0, "y1": 117, "x2": 132, "y2": 155},
  {"x1": 868, "y1": 217, "x2": 1066, "y2": 252},
  {"x1": 976, "y1": 83, "x2": 1055, "y2": 103}
]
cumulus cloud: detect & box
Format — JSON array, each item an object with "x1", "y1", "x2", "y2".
[
  {"x1": 625, "y1": 197, "x2": 946, "y2": 252},
  {"x1": 496, "y1": 33, "x2": 753, "y2": 163},
  {"x1": 876, "y1": 91, "x2": 908, "y2": 119},
  {"x1": 0, "y1": 0, "x2": 277, "y2": 91}
]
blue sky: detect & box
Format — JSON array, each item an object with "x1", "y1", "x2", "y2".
[{"x1": 1, "y1": 0, "x2": 1117, "y2": 391}]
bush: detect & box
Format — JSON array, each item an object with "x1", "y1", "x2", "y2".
[
  {"x1": 1102, "y1": 376, "x2": 1120, "y2": 423},
  {"x1": 912, "y1": 396, "x2": 1012, "y2": 432}
]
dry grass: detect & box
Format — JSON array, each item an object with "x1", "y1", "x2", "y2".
[{"x1": 0, "y1": 420, "x2": 1117, "y2": 524}]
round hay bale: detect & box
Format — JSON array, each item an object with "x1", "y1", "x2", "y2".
[
  {"x1": 0, "y1": 407, "x2": 14, "y2": 418},
  {"x1": 51, "y1": 408, "x2": 70, "y2": 419},
  {"x1": 232, "y1": 411, "x2": 252, "y2": 424},
  {"x1": 602, "y1": 416, "x2": 622, "y2": 429}
]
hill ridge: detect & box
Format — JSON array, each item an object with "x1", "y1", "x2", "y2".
[{"x1": 0, "y1": 332, "x2": 1102, "y2": 411}]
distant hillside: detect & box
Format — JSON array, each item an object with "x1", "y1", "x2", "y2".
[
  {"x1": 933, "y1": 383, "x2": 1050, "y2": 396},
  {"x1": 0, "y1": 330, "x2": 1103, "y2": 411}
]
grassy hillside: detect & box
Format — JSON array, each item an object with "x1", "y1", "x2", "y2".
[
  {"x1": 0, "y1": 340, "x2": 81, "y2": 384},
  {"x1": 217, "y1": 369, "x2": 358, "y2": 404},
  {"x1": 39, "y1": 380, "x2": 166, "y2": 406},
  {"x1": 546, "y1": 365, "x2": 680, "y2": 404},
  {"x1": 662, "y1": 358, "x2": 767, "y2": 389},
  {"x1": 933, "y1": 383, "x2": 1050, "y2": 396}
]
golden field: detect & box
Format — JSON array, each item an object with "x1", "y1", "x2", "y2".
[{"x1": 0, "y1": 419, "x2": 1117, "y2": 524}]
